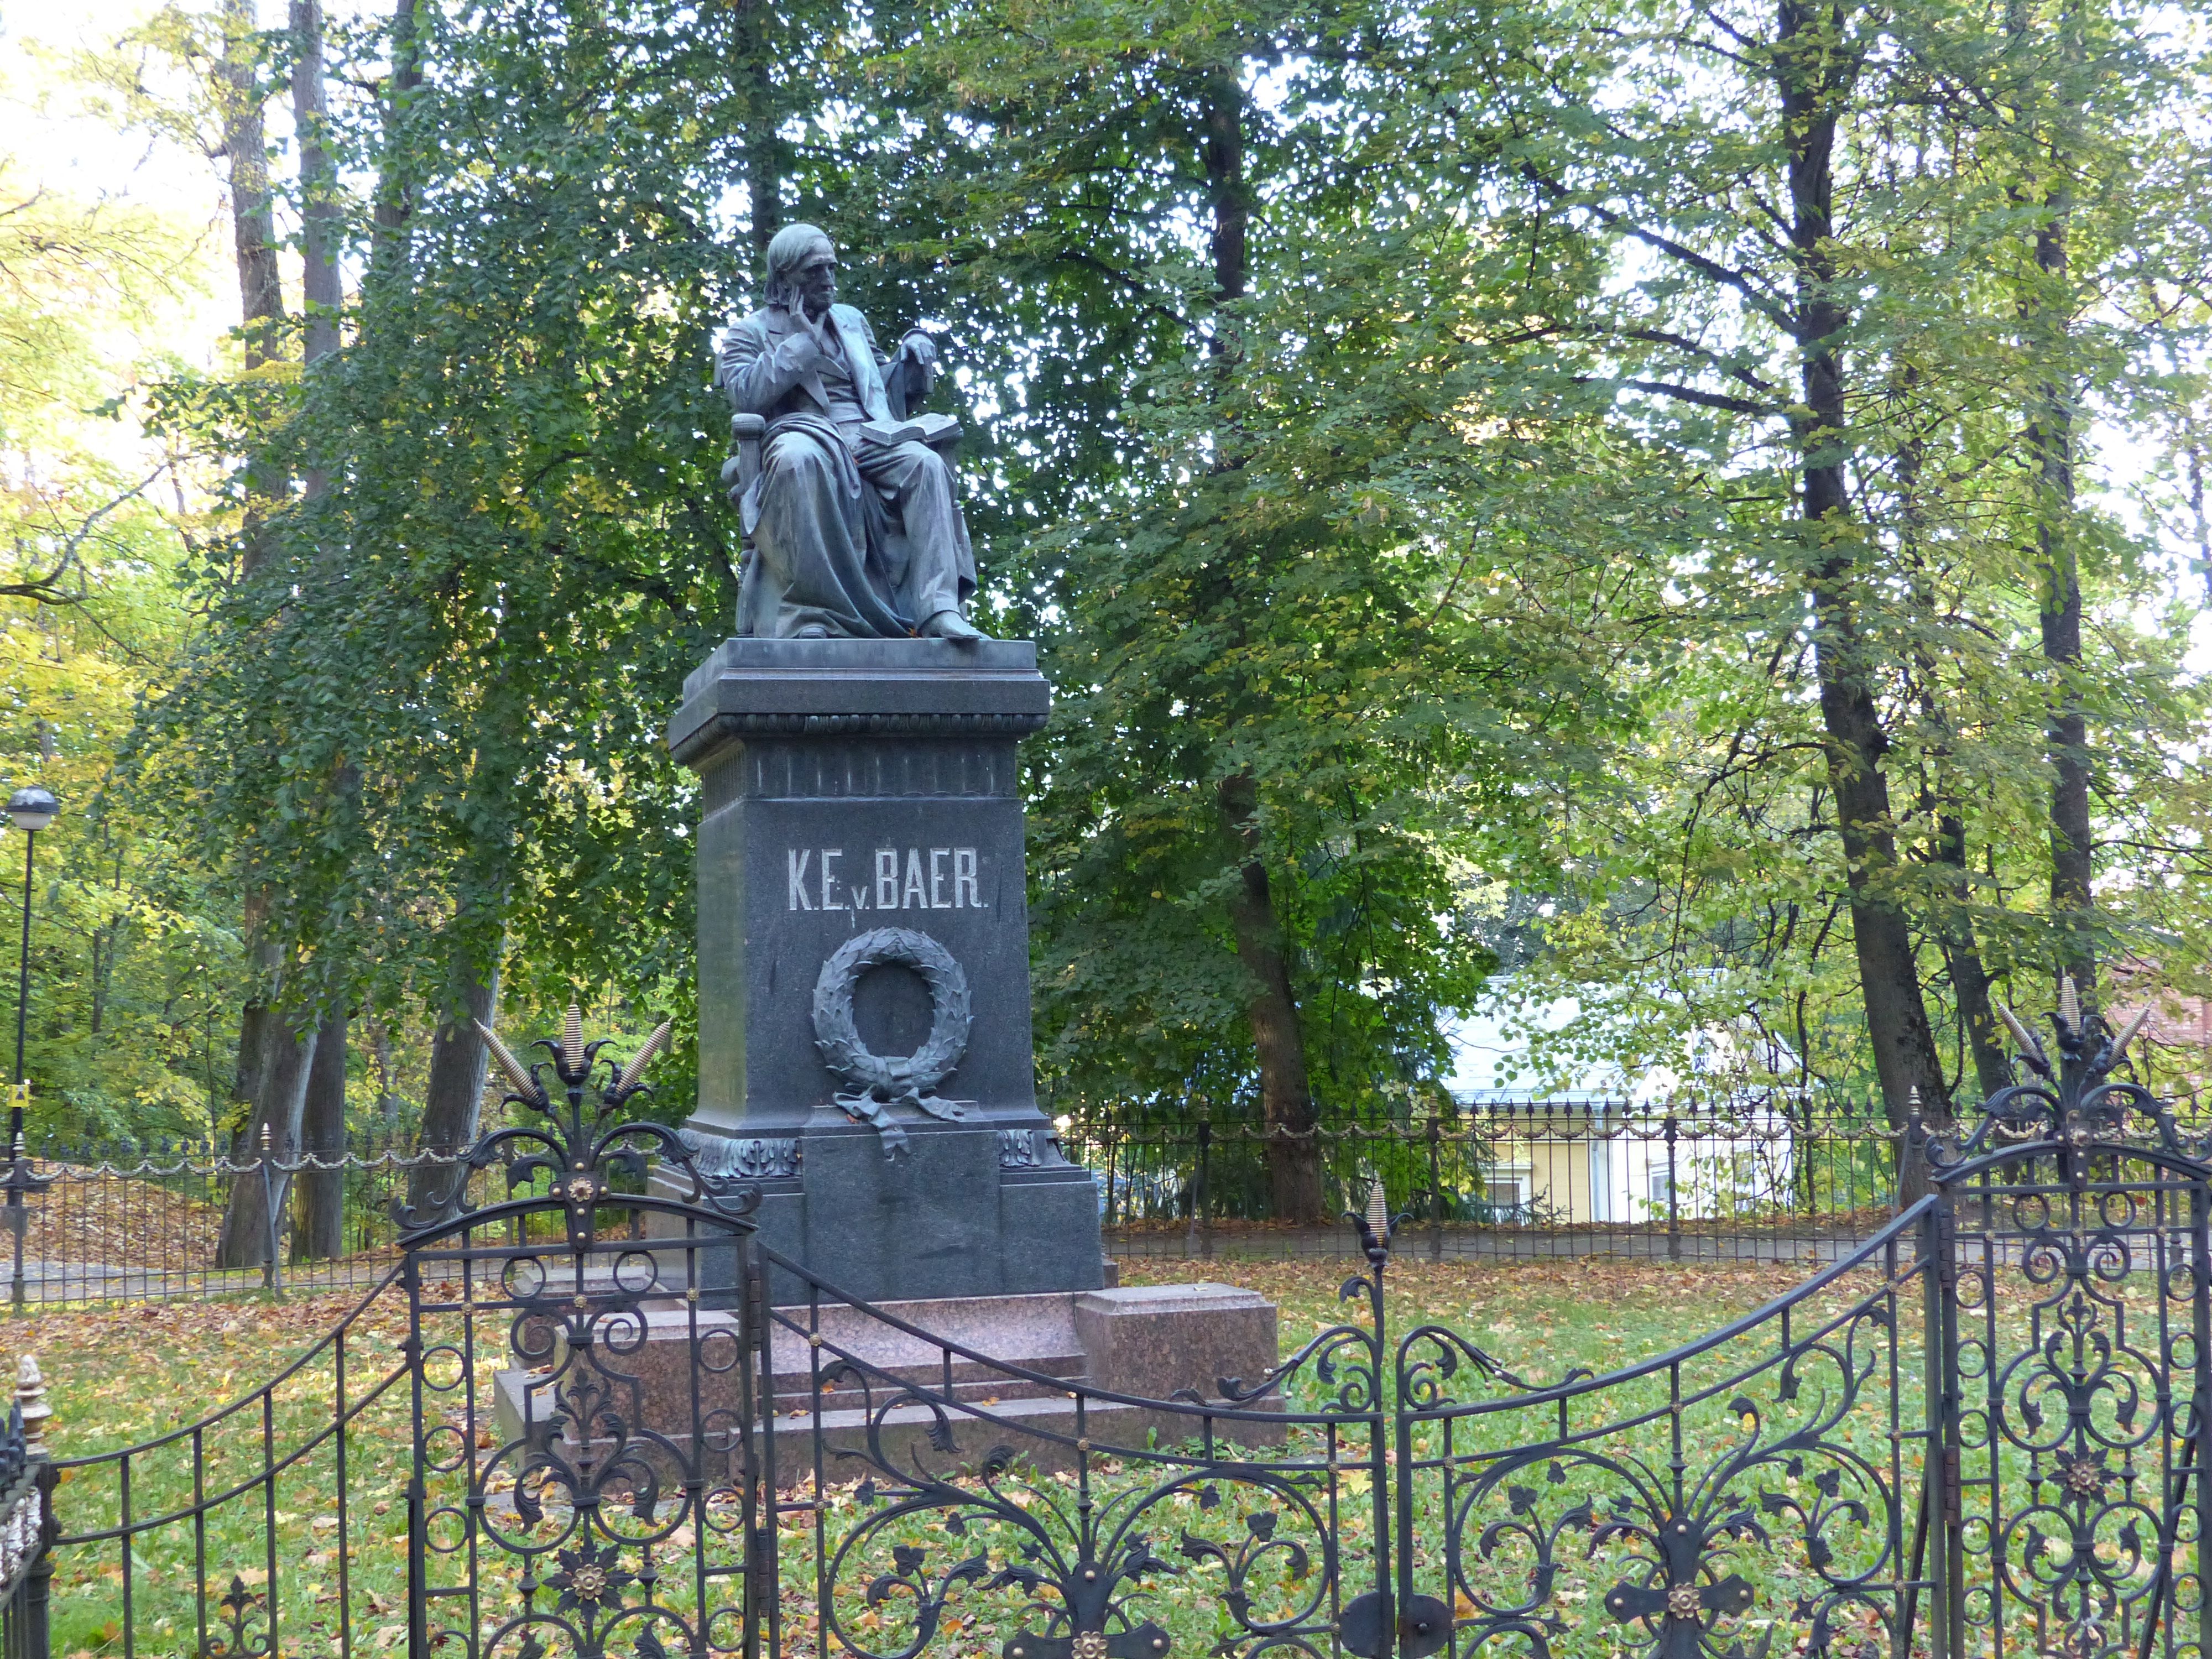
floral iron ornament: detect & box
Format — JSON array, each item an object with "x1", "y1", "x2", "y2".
[
  {"x1": 1926, "y1": 974, "x2": 2157, "y2": 1171},
  {"x1": 393, "y1": 1003, "x2": 754, "y2": 1237}
]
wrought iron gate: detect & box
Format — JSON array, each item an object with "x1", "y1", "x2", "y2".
[
  {"x1": 34, "y1": 995, "x2": 2208, "y2": 1659},
  {"x1": 716, "y1": 990, "x2": 2211, "y2": 1659},
  {"x1": 1924, "y1": 994, "x2": 2212, "y2": 1659},
  {"x1": 397, "y1": 1017, "x2": 766, "y2": 1659}
]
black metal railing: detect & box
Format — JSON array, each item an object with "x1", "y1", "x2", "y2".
[
  {"x1": 12, "y1": 1082, "x2": 2210, "y2": 1302},
  {"x1": 22, "y1": 994, "x2": 2210, "y2": 1659},
  {"x1": 0, "y1": 1131, "x2": 483, "y2": 1305},
  {"x1": 1057, "y1": 1093, "x2": 1916, "y2": 1262}
]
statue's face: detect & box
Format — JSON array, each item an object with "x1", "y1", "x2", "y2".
[{"x1": 796, "y1": 251, "x2": 838, "y2": 315}]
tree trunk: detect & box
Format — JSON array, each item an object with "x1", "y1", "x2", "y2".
[
  {"x1": 217, "y1": 0, "x2": 285, "y2": 572},
  {"x1": 369, "y1": 0, "x2": 423, "y2": 289},
  {"x1": 227, "y1": 889, "x2": 280, "y2": 1158},
  {"x1": 2026, "y1": 83, "x2": 2094, "y2": 1014},
  {"x1": 286, "y1": 8, "x2": 350, "y2": 1265},
  {"x1": 291, "y1": 1, "x2": 341, "y2": 383},
  {"x1": 1776, "y1": 0, "x2": 1952, "y2": 1172},
  {"x1": 1997, "y1": 0, "x2": 2096, "y2": 1014},
  {"x1": 742, "y1": 11, "x2": 780, "y2": 260},
  {"x1": 405, "y1": 941, "x2": 503, "y2": 1227},
  {"x1": 215, "y1": 0, "x2": 290, "y2": 1204},
  {"x1": 1196, "y1": 67, "x2": 1317, "y2": 1219},
  {"x1": 1931, "y1": 810, "x2": 2012, "y2": 1100},
  {"x1": 1895, "y1": 375, "x2": 2012, "y2": 1103},
  {"x1": 1219, "y1": 775, "x2": 1323, "y2": 1222},
  {"x1": 216, "y1": 1005, "x2": 318, "y2": 1269},
  {"x1": 291, "y1": 1005, "x2": 348, "y2": 1262},
  {"x1": 1200, "y1": 71, "x2": 1249, "y2": 307},
  {"x1": 366, "y1": 1016, "x2": 403, "y2": 1126}
]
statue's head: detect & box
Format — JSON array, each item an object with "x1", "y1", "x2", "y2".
[{"x1": 764, "y1": 223, "x2": 837, "y2": 311}]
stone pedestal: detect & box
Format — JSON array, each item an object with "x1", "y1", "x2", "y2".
[
  {"x1": 492, "y1": 1283, "x2": 1282, "y2": 1485},
  {"x1": 574, "y1": 638, "x2": 1283, "y2": 1481},
  {"x1": 660, "y1": 638, "x2": 1103, "y2": 1305}
]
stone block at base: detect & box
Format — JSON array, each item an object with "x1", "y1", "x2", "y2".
[
  {"x1": 488, "y1": 1282, "x2": 1281, "y2": 1486},
  {"x1": 1074, "y1": 1284, "x2": 1280, "y2": 1400}
]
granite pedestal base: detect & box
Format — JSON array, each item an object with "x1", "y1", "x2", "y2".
[
  {"x1": 665, "y1": 637, "x2": 1105, "y2": 1306},
  {"x1": 491, "y1": 1282, "x2": 1280, "y2": 1486},
  {"x1": 654, "y1": 1121, "x2": 1102, "y2": 1306}
]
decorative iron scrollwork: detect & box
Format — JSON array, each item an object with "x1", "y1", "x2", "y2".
[
  {"x1": 392, "y1": 1002, "x2": 754, "y2": 1236},
  {"x1": 681, "y1": 1127, "x2": 801, "y2": 1180},
  {"x1": 1925, "y1": 973, "x2": 2164, "y2": 1174}
]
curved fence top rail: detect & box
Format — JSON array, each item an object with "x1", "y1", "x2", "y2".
[
  {"x1": 1409, "y1": 1194, "x2": 1937, "y2": 1423},
  {"x1": 52, "y1": 1260, "x2": 405, "y2": 1470}
]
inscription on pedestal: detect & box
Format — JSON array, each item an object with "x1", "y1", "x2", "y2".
[{"x1": 785, "y1": 846, "x2": 987, "y2": 912}]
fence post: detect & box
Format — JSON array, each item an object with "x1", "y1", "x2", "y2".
[
  {"x1": 258, "y1": 1124, "x2": 283, "y2": 1301},
  {"x1": 4, "y1": 1135, "x2": 33, "y2": 1313},
  {"x1": 1665, "y1": 1109, "x2": 1681, "y2": 1262},
  {"x1": 8, "y1": 1356, "x2": 54, "y2": 1659},
  {"x1": 1427, "y1": 1108, "x2": 1445, "y2": 1262},
  {"x1": 1919, "y1": 1181, "x2": 1962, "y2": 1659},
  {"x1": 1103, "y1": 1126, "x2": 1119, "y2": 1231},
  {"x1": 1187, "y1": 1108, "x2": 1211, "y2": 1260},
  {"x1": 1896, "y1": 1115, "x2": 1925, "y2": 1218}
]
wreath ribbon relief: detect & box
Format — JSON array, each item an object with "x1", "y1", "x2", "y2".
[{"x1": 810, "y1": 927, "x2": 975, "y2": 1157}]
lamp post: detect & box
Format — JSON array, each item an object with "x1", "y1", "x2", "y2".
[
  {"x1": 3, "y1": 786, "x2": 57, "y2": 1310},
  {"x1": 4, "y1": 787, "x2": 58, "y2": 1127}
]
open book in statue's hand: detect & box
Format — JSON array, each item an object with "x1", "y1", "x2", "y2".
[{"x1": 857, "y1": 411, "x2": 961, "y2": 448}]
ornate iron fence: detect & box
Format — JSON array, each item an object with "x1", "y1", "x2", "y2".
[
  {"x1": 0, "y1": 1102, "x2": 1915, "y2": 1306},
  {"x1": 1062, "y1": 1096, "x2": 1911, "y2": 1263},
  {"x1": 27, "y1": 994, "x2": 2212, "y2": 1659},
  {"x1": 0, "y1": 1133, "x2": 482, "y2": 1306}
]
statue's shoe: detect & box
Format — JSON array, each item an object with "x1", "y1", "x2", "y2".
[
  {"x1": 794, "y1": 623, "x2": 833, "y2": 638},
  {"x1": 919, "y1": 608, "x2": 985, "y2": 641}
]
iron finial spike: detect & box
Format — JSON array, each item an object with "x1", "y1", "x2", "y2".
[
  {"x1": 2109, "y1": 1004, "x2": 2153, "y2": 1067},
  {"x1": 1996, "y1": 1003, "x2": 2044, "y2": 1068},
  {"x1": 562, "y1": 1003, "x2": 585, "y2": 1072},
  {"x1": 2058, "y1": 973, "x2": 2081, "y2": 1038},
  {"x1": 615, "y1": 1021, "x2": 672, "y2": 1095},
  {"x1": 473, "y1": 1019, "x2": 539, "y2": 1097},
  {"x1": 1364, "y1": 1173, "x2": 1389, "y2": 1241}
]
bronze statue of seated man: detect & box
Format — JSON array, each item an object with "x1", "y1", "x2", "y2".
[{"x1": 715, "y1": 223, "x2": 985, "y2": 641}]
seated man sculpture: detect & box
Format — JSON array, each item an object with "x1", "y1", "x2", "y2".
[{"x1": 716, "y1": 223, "x2": 985, "y2": 640}]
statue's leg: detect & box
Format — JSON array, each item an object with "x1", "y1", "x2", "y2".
[
  {"x1": 858, "y1": 440, "x2": 974, "y2": 624},
  {"x1": 758, "y1": 429, "x2": 909, "y2": 638}
]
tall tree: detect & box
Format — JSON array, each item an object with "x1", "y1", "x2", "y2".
[
  {"x1": 1494, "y1": 0, "x2": 2212, "y2": 1123},
  {"x1": 286, "y1": 0, "x2": 351, "y2": 1254},
  {"x1": 873, "y1": 0, "x2": 1655, "y2": 1217}
]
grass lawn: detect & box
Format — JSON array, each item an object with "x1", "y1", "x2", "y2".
[
  {"x1": 0, "y1": 1248, "x2": 2146, "y2": 1659},
  {"x1": 1122, "y1": 1254, "x2": 1831, "y2": 1380}
]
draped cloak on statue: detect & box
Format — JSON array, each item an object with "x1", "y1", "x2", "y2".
[{"x1": 716, "y1": 301, "x2": 977, "y2": 639}]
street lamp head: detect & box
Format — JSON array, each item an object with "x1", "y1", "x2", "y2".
[{"x1": 3, "y1": 789, "x2": 58, "y2": 834}]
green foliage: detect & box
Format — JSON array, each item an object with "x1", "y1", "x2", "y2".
[
  {"x1": 9, "y1": 0, "x2": 2212, "y2": 1149},
  {"x1": 1475, "y1": 0, "x2": 2212, "y2": 1101},
  {"x1": 0, "y1": 128, "x2": 248, "y2": 1142}
]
